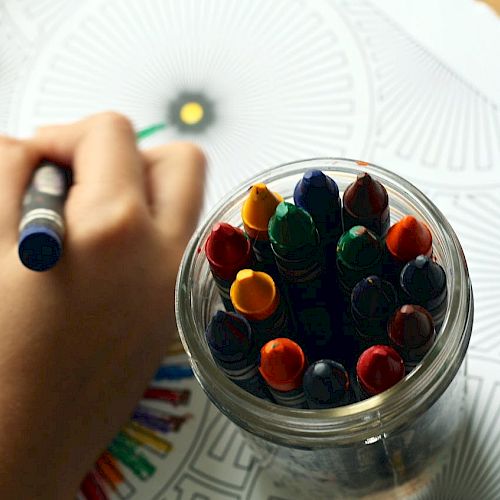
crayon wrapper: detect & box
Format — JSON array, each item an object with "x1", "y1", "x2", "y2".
[
  {"x1": 209, "y1": 270, "x2": 235, "y2": 311},
  {"x1": 248, "y1": 299, "x2": 290, "y2": 349},
  {"x1": 251, "y1": 238, "x2": 275, "y2": 264},
  {"x1": 337, "y1": 259, "x2": 383, "y2": 296},
  {"x1": 269, "y1": 385, "x2": 307, "y2": 408},
  {"x1": 273, "y1": 245, "x2": 323, "y2": 284},
  {"x1": 19, "y1": 164, "x2": 69, "y2": 232}
]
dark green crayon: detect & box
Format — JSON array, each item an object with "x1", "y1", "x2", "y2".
[
  {"x1": 268, "y1": 202, "x2": 336, "y2": 360},
  {"x1": 336, "y1": 226, "x2": 383, "y2": 298}
]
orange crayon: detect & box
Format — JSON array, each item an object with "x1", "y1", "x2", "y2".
[
  {"x1": 385, "y1": 215, "x2": 433, "y2": 281},
  {"x1": 259, "y1": 338, "x2": 307, "y2": 408}
]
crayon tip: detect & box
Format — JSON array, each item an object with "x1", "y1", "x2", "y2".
[
  {"x1": 268, "y1": 202, "x2": 318, "y2": 251},
  {"x1": 388, "y1": 305, "x2": 435, "y2": 350},
  {"x1": 304, "y1": 169, "x2": 328, "y2": 188},
  {"x1": 259, "y1": 338, "x2": 306, "y2": 392},
  {"x1": 356, "y1": 345, "x2": 405, "y2": 396},
  {"x1": 242, "y1": 183, "x2": 283, "y2": 240},
  {"x1": 386, "y1": 216, "x2": 432, "y2": 263},
  {"x1": 206, "y1": 310, "x2": 253, "y2": 358},
  {"x1": 351, "y1": 276, "x2": 397, "y2": 319},
  {"x1": 205, "y1": 223, "x2": 252, "y2": 280},
  {"x1": 230, "y1": 269, "x2": 278, "y2": 320},
  {"x1": 337, "y1": 226, "x2": 382, "y2": 269},
  {"x1": 303, "y1": 360, "x2": 350, "y2": 408},
  {"x1": 400, "y1": 256, "x2": 447, "y2": 302},
  {"x1": 344, "y1": 173, "x2": 388, "y2": 216},
  {"x1": 293, "y1": 170, "x2": 341, "y2": 226}
]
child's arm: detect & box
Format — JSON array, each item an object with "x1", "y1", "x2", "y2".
[{"x1": 0, "y1": 112, "x2": 205, "y2": 499}]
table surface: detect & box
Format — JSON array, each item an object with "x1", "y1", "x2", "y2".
[{"x1": 1, "y1": 1, "x2": 499, "y2": 498}]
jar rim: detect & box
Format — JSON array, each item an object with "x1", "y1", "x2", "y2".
[{"x1": 176, "y1": 158, "x2": 473, "y2": 445}]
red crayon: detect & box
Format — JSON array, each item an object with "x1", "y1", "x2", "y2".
[
  {"x1": 356, "y1": 345, "x2": 405, "y2": 399},
  {"x1": 205, "y1": 222, "x2": 253, "y2": 310},
  {"x1": 143, "y1": 387, "x2": 190, "y2": 406},
  {"x1": 388, "y1": 305, "x2": 436, "y2": 373}
]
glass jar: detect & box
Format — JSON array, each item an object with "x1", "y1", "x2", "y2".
[{"x1": 176, "y1": 158, "x2": 473, "y2": 499}]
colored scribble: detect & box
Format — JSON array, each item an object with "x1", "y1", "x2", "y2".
[{"x1": 142, "y1": 387, "x2": 191, "y2": 406}]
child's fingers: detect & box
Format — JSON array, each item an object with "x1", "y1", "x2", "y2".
[
  {"x1": 142, "y1": 142, "x2": 206, "y2": 247},
  {"x1": 32, "y1": 112, "x2": 144, "y2": 200},
  {"x1": 0, "y1": 137, "x2": 40, "y2": 247}
]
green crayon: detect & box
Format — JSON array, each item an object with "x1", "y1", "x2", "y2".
[{"x1": 336, "y1": 226, "x2": 383, "y2": 297}]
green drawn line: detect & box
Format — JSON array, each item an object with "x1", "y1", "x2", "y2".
[{"x1": 136, "y1": 123, "x2": 167, "y2": 141}]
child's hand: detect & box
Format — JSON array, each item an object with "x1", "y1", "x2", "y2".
[{"x1": 0, "y1": 112, "x2": 205, "y2": 498}]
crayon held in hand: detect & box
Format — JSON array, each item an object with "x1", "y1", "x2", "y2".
[
  {"x1": 18, "y1": 161, "x2": 72, "y2": 272},
  {"x1": 259, "y1": 338, "x2": 308, "y2": 408},
  {"x1": 342, "y1": 172, "x2": 390, "y2": 237},
  {"x1": 206, "y1": 310, "x2": 272, "y2": 400},
  {"x1": 205, "y1": 222, "x2": 253, "y2": 310},
  {"x1": 303, "y1": 359, "x2": 356, "y2": 409},
  {"x1": 356, "y1": 345, "x2": 405, "y2": 399},
  {"x1": 388, "y1": 305, "x2": 436, "y2": 373}
]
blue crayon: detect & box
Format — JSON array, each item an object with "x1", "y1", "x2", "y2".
[
  {"x1": 18, "y1": 161, "x2": 72, "y2": 271},
  {"x1": 293, "y1": 169, "x2": 343, "y2": 264},
  {"x1": 154, "y1": 364, "x2": 194, "y2": 381},
  {"x1": 351, "y1": 276, "x2": 398, "y2": 348},
  {"x1": 206, "y1": 310, "x2": 273, "y2": 401},
  {"x1": 400, "y1": 255, "x2": 447, "y2": 330},
  {"x1": 303, "y1": 360, "x2": 356, "y2": 409}
]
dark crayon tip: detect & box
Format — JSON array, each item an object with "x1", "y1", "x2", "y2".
[
  {"x1": 388, "y1": 305, "x2": 435, "y2": 350},
  {"x1": 293, "y1": 170, "x2": 340, "y2": 211},
  {"x1": 205, "y1": 222, "x2": 252, "y2": 281},
  {"x1": 386, "y1": 216, "x2": 432, "y2": 263},
  {"x1": 18, "y1": 226, "x2": 62, "y2": 272},
  {"x1": 259, "y1": 338, "x2": 306, "y2": 392},
  {"x1": 342, "y1": 172, "x2": 390, "y2": 236},
  {"x1": 351, "y1": 276, "x2": 397, "y2": 320},
  {"x1": 356, "y1": 345, "x2": 405, "y2": 396},
  {"x1": 344, "y1": 173, "x2": 388, "y2": 216},
  {"x1": 268, "y1": 202, "x2": 318, "y2": 253},
  {"x1": 303, "y1": 359, "x2": 353, "y2": 409},
  {"x1": 400, "y1": 256, "x2": 447, "y2": 313},
  {"x1": 206, "y1": 310, "x2": 253, "y2": 362}
]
